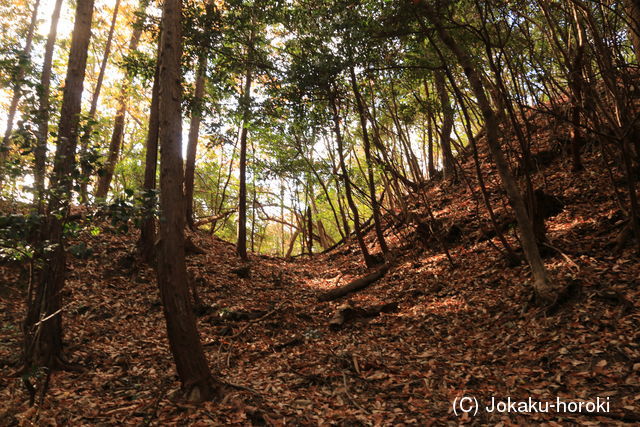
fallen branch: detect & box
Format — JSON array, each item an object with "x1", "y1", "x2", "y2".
[
  {"x1": 342, "y1": 372, "x2": 370, "y2": 414},
  {"x1": 194, "y1": 210, "x2": 235, "y2": 227},
  {"x1": 229, "y1": 304, "x2": 283, "y2": 339},
  {"x1": 329, "y1": 301, "x2": 398, "y2": 329},
  {"x1": 318, "y1": 264, "x2": 389, "y2": 302}
]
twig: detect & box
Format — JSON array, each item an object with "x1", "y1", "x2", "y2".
[
  {"x1": 34, "y1": 308, "x2": 63, "y2": 327},
  {"x1": 543, "y1": 242, "x2": 580, "y2": 272},
  {"x1": 224, "y1": 381, "x2": 261, "y2": 396},
  {"x1": 228, "y1": 304, "x2": 283, "y2": 339},
  {"x1": 341, "y1": 372, "x2": 370, "y2": 414}
]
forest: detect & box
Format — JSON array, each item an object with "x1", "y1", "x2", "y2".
[{"x1": 0, "y1": 0, "x2": 639, "y2": 424}]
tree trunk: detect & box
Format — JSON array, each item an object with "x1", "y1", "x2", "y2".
[
  {"x1": 34, "y1": 0, "x2": 64, "y2": 211},
  {"x1": 0, "y1": 0, "x2": 40, "y2": 186},
  {"x1": 434, "y1": 70, "x2": 456, "y2": 180},
  {"x1": 319, "y1": 264, "x2": 389, "y2": 302},
  {"x1": 155, "y1": 0, "x2": 223, "y2": 402},
  {"x1": 568, "y1": 3, "x2": 586, "y2": 172},
  {"x1": 306, "y1": 205, "x2": 313, "y2": 254},
  {"x1": 24, "y1": 0, "x2": 94, "y2": 372},
  {"x1": 329, "y1": 89, "x2": 375, "y2": 268},
  {"x1": 237, "y1": 36, "x2": 253, "y2": 260},
  {"x1": 95, "y1": 0, "x2": 148, "y2": 200},
  {"x1": 444, "y1": 67, "x2": 519, "y2": 262},
  {"x1": 422, "y1": 3, "x2": 558, "y2": 302},
  {"x1": 184, "y1": 54, "x2": 208, "y2": 228},
  {"x1": 79, "y1": 0, "x2": 121, "y2": 202},
  {"x1": 424, "y1": 80, "x2": 437, "y2": 179},
  {"x1": 138, "y1": 61, "x2": 160, "y2": 263},
  {"x1": 349, "y1": 67, "x2": 389, "y2": 255}
]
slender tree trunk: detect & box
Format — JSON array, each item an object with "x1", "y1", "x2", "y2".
[
  {"x1": 280, "y1": 181, "x2": 285, "y2": 255},
  {"x1": 79, "y1": 0, "x2": 121, "y2": 202},
  {"x1": 568, "y1": 3, "x2": 586, "y2": 172},
  {"x1": 444, "y1": 66, "x2": 519, "y2": 262},
  {"x1": 424, "y1": 80, "x2": 437, "y2": 179},
  {"x1": 95, "y1": 0, "x2": 148, "y2": 199},
  {"x1": 422, "y1": 3, "x2": 558, "y2": 302},
  {"x1": 299, "y1": 149, "x2": 345, "y2": 239},
  {"x1": 184, "y1": 55, "x2": 207, "y2": 228},
  {"x1": 34, "y1": 0, "x2": 64, "y2": 211},
  {"x1": 24, "y1": 0, "x2": 94, "y2": 372},
  {"x1": 434, "y1": 70, "x2": 456, "y2": 180},
  {"x1": 350, "y1": 67, "x2": 389, "y2": 255},
  {"x1": 138, "y1": 62, "x2": 160, "y2": 263},
  {"x1": 155, "y1": 0, "x2": 223, "y2": 402},
  {"x1": 216, "y1": 140, "x2": 238, "y2": 214},
  {"x1": 237, "y1": 36, "x2": 253, "y2": 260},
  {"x1": 1, "y1": 0, "x2": 40, "y2": 186},
  {"x1": 306, "y1": 205, "x2": 313, "y2": 254},
  {"x1": 329, "y1": 89, "x2": 375, "y2": 267}
]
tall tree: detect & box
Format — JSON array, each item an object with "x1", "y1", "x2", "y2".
[
  {"x1": 138, "y1": 60, "x2": 160, "y2": 262},
  {"x1": 434, "y1": 69, "x2": 456, "y2": 180},
  {"x1": 34, "y1": 0, "x2": 64, "y2": 209},
  {"x1": 329, "y1": 87, "x2": 376, "y2": 268},
  {"x1": 155, "y1": 0, "x2": 224, "y2": 401},
  {"x1": 419, "y1": 1, "x2": 559, "y2": 303},
  {"x1": 349, "y1": 66, "x2": 389, "y2": 255},
  {"x1": 79, "y1": 0, "x2": 121, "y2": 201},
  {"x1": 95, "y1": 0, "x2": 149, "y2": 199},
  {"x1": 23, "y1": 0, "x2": 95, "y2": 371},
  {"x1": 184, "y1": 52, "x2": 208, "y2": 228},
  {"x1": 236, "y1": 31, "x2": 254, "y2": 260}
]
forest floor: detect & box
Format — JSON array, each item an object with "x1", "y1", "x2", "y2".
[{"x1": 2, "y1": 110, "x2": 640, "y2": 425}]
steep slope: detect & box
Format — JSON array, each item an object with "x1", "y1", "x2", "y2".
[{"x1": 1, "y1": 105, "x2": 640, "y2": 424}]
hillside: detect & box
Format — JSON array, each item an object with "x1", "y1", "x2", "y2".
[{"x1": 1, "y1": 103, "x2": 640, "y2": 425}]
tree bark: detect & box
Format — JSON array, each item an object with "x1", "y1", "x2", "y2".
[
  {"x1": 155, "y1": 0, "x2": 223, "y2": 402},
  {"x1": 95, "y1": 0, "x2": 149, "y2": 200},
  {"x1": 138, "y1": 61, "x2": 160, "y2": 263},
  {"x1": 34, "y1": 0, "x2": 64, "y2": 210},
  {"x1": 421, "y1": 2, "x2": 558, "y2": 302},
  {"x1": 24, "y1": 0, "x2": 94, "y2": 371}
]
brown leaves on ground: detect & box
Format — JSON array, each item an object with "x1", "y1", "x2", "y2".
[{"x1": 1, "y1": 109, "x2": 640, "y2": 425}]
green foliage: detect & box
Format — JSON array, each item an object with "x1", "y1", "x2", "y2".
[
  {"x1": 97, "y1": 188, "x2": 159, "y2": 234},
  {"x1": 0, "y1": 213, "x2": 40, "y2": 262}
]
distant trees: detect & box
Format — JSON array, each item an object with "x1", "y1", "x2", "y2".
[
  {"x1": 0, "y1": 0, "x2": 638, "y2": 315},
  {"x1": 95, "y1": 0, "x2": 149, "y2": 200},
  {"x1": 0, "y1": 0, "x2": 40, "y2": 189},
  {"x1": 34, "y1": 0, "x2": 64, "y2": 210}
]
